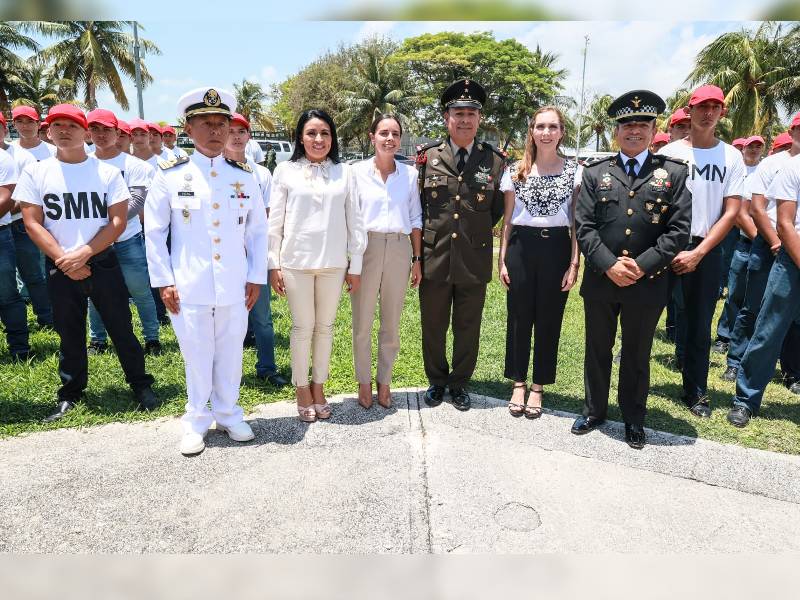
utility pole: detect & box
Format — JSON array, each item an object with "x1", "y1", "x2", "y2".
[
  {"x1": 133, "y1": 21, "x2": 144, "y2": 119},
  {"x1": 575, "y1": 35, "x2": 589, "y2": 158}
]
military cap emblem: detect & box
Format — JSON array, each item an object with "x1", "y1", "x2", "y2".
[
  {"x1": 441, "y1": 78, "x2": 486, "y2": 110},
  {"x1": 203, "y1": 89, "x2": 221, "y2": 107},
  {"x1": 631, "y1": 96, "x2": 642, "y2": 108}
]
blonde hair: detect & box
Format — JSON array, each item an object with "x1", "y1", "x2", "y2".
[{"x1": 514, "y1": 106, "x2": 566, "y2": 183}]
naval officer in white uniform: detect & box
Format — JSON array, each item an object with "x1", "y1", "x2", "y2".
[{"x1": 145, "y1": 87, "x2": 269, "y2": 455}]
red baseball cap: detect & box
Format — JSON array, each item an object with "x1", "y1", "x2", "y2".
[
  {"x1": 162, "y1": 125, "x2": 176, "y2": 135},
  {"x1": 790, "y1": 112, "x2": 800, "y2": 130},
  {"x1": 732, "y1": 138, "x2": 746, "y2": 148},
  {"x1": 743, "y1": 135, "x2": 764, "y2": 147},
  {"x1": 147, "y1": 122, "x2": 162, "y2": 135},
  {"x1": 128, "y1": 118, "x2": 149, "y2": 132},
  {"x1": 45, "y1": 104, "x2": 88, "y2": 129},
  {"x1": 669, "y1": 108, "x2": 690, "y2": 127},
  {"x1": 0, "y1": 112, "x2": 5, "y2": 126},
  {"x1": 652, "y1": 132, "x2": 670, "y2": 145},
  {"x1": 688, "y1": 84, "x2": 725, "y2": 107},
  {"x1": 86, "y1": 109, "x2": 118, "y2": 128},
  {"x1": 12, "y1": 105, "x2": 40, "y2": 122},
  {"x1": 117, "y1": 120, "x2": 131, "y2": 136},
  {"x1": 230, "y1": 112, "x2": 250, "y2": 130},
  {"x1": 772, "y1": 132, "x2": 792, "y2": 151}
]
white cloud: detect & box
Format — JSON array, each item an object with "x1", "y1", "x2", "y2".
[
  {"x1": 245, "y1": 65, "x2": 280, "y2": 89},
  {"x1": 353, "y1": 20, "x2": 397, "y2": 42}
]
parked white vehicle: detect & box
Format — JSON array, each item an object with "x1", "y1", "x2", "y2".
[{"x1": 259, "y1": 140, "x2": 293, "y2": 164}]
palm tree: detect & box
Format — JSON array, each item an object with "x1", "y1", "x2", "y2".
[
  {"x1": 0, "y1": 22, "x2": 40, "y2": 112},
  {"x1": 686, "y1": 22, "x2": 799, "y2": 138},
  {"x1": 233, "y1": 79, "x2": 276, "y2": 131},
  {"x1": 581, "y1": 94, "x2": 614, "y2": 151},
  {"x1": 336, "y1": 37, "x2": 419, "y2": 151},
  {"x1": 8, "y1": 56, "x2": 74, "y2": 114},
  {"x1": 39, "y1": 21, "x2": 161, "y2": 110}
]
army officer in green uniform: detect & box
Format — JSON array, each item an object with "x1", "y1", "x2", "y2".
[
  {"x1": 572, "y1": 90, "x2": 691, "y2": 448},
  {"x1": 417, "y1": 79, "x2": 506, "y2": 411}
]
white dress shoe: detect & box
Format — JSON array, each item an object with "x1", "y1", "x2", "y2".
[
  {"x1": 216, "y1": 420, "x2": 255, "y2": 442},
  {"x1": 180, "y1": 431, "x2": 206, "y2": 456}
]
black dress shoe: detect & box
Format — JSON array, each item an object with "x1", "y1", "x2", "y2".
[
  {"x1": 571, "y1": 415, "x2": 605, "y2": 435},
  {"x1": 87, "y1": 340, "x2": 109, "y2": 355},
  {"x1": 266, "y1": 373, "x2": 290, "y2": 387},
  {"x1": 712, "y1": 339, "x2": 729, "y2": 354},
  {"x1": 681, "y1": 395, "x2": 711, "y2": 418},
  {"x1": 42, "y1": 400, "x2": 76, "y2": 423},
  {"x1": 721, "y1": 366, "x2": 738, "y2": 381},
  {"x1": 727, "y1": 405, "x2": 752, "y2": 427},
  {"x1": 449, "y1": 387, "x2": 471, "y2": 411},
  {"x1": 625, "y1": 423, "x2": 646, "y2": 449},
  {"x1": 143, "y1": 340, "x2": 163, "y2": 356},
  {"x1": 424, "y1": 385, "x2": 445, "y2": 407},
  {"x1": 135, "y1": 386, "x2": 159, "y2": 411}
]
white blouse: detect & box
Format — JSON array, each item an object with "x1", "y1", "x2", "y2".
[
  {"x1": 352, "y1": 157, "x2": 422, "y2": 234},
  {"x1": 268, "y1": 157, "x2": 367, "y2": 274},
  {"x1": 499, "y1": 159, "x2": 582, "y2": 228}
]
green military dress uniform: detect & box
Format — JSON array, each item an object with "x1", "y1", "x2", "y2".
[{"x1": 573, "y1": 89, "x2": 691, "y2": 447}]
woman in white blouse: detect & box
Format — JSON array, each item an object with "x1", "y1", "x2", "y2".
[
  {"x1": 351, "y1": 114, "x2": 423, "y2": 409},
  {"x1": 268, "y1": 109, "x2": 367, "y2": 422},
  {"x1": 498, "y1": 106, "x2": 581, "y2": 419}
]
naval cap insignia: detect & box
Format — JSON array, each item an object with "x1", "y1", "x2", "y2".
[
  {"x1": 203, "y1": 88, "x2": 221, "y2": 107},
  {"x1": 631, "y1": 96, "x2": 641, "y2": 108}
]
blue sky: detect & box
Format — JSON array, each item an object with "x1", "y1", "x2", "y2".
[{"x1": 26, "y1": 19, "x2": 755, "y2": 125}]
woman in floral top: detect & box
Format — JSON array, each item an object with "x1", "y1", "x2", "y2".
[{"x1": 498, "y1": 106, "x2": 581, "y2": 418}]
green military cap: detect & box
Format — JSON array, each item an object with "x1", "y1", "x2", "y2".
[
  {"x1": 607, "y1": 90, "x2": 666, "y2": 123},
  {"x1": 441, "y1": 79, "x2": 486, "y2": 110}
]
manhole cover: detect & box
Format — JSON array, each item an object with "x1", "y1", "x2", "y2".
[{"x1": 494, "y1": 502, "x2": 541, "y2": 532}]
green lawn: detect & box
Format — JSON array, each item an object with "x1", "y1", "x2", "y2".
[{"x1": 2, "y1": 270, "x2": 799, "y2": 455}]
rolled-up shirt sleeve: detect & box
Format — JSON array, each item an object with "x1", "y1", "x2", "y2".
[{"x1": 408, "y1": 167, "x2": 423, "y2": 230}]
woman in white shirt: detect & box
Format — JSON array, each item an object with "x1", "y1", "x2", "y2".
[
  {"x1": 269, "y1": 109, "x2": 367, "y2": 422},
  {"x1": 351, "y1": 114, "x2": 423, "y2": 409},
  {"x1": 498, "y1": 106, "x2": 581, "y2": 419}
]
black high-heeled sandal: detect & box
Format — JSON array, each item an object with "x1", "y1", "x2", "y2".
[
  {"x1": 525, "y1": 387, "x2": 543, "y2": 420},
  {"x1": 508, "y1": 383, "x2": 527, "y2": 417}
]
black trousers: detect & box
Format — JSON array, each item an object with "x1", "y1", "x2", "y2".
[
  {"x1": 420, "y1": 278, "x2": 487, "y2": 389},
  {"x1": 46, "y1": 250, "x2": 154, "y2": 401},
  {"x1": 583, "y1": 297, "x2": 663, "y2": 426},
  {"x1": 781, "y1": 321, "x2": 800, "y2": 380},
  {"x1": 504, "y1": 226, "x2": 570, "y2": 384}
]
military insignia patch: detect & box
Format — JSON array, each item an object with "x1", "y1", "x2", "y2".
[
  {"x1": 474, "y1": 166, "x2": 491, "y2": 185},
  {"x1": 204, "y1": 88, "x2": 221, "y2": 107}
]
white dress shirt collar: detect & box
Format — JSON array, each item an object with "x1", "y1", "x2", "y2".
[
  {"x1": 618, "y1": 148, "x2": 650, "y2": 174},
  {"x1": 449, "y1": 139, "x2": 475, "y2": 158},
  {"x1": 190, "y1": 149, "x2": 223, "y2": 168}
]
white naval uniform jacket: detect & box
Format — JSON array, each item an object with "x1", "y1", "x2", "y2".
[{"x1": 144, "y1": 151, "x2": 269, "y2": 306}]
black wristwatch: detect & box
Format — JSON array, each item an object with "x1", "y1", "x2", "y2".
[{"x1": 411, "y1": 256, "x2": 423, "y2": 263}]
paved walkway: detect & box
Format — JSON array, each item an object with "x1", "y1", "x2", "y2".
[{"x1": 2, "y1": 388, "x2": 799, "y2": 552}]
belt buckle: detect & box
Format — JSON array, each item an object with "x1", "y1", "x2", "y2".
[{"x1": 540, "y1": 228, "x2": 549, "y2": 238}]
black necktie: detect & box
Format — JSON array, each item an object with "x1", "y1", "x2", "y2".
[
  {"x1": 626, "y1": 158, "x2": 637, "y2": 182},
  {"x1": 457, "y1": 147, "x2": 468, "y2": 172}
]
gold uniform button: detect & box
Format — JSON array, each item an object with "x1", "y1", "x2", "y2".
[
  {"x1": 455, "y1": 195, "x2": 460, "y2": 201},
  {"x1": 213, "y1": 237, "x2": 221, "y2": 244},
  {"x1": 629, "y1": 191, "x2": 635, "y2": 198},
  {"x1": 213, "y1": 253, "x2": 220, "y2": 260},
  {"x1": 458, "y1": 176, "x2": 463, "y2": 182},
  {"x1": 239, "y1": 203, "x2": 244, "y2": 208},
  {"x1": 649, "y1": 275, "x2": 655, "y2": 279},
  {"x1": 212, "y1": 202, "x2": 219, "y2": 209},
  {"x1": 451, "y1": 233, "x2": 458, "y2": 239},
  {"x1": 625, "y1": 228, "x2": 632, "y2": 235},
  {"x1": 454, "y1": 213, "x2": 460, "y2": 219},
  {"x1": 210, "y1": 171, "x2": 218, "y2": 178},
  {"x1": 627, "y1": 208, "x2": 634, "y2": 216},
  {"x1": 622, "y1": 249, "x2": 629, "y2": 256},
  {"x1": 601, "y1": 197, "x2": 607, "y2": 203},
  {"x1": 212, "y1": 220, "x2": 220, "y2": 226},
  {"x1": 431, "y1": 191, "x2": 438, "y2": 198}
]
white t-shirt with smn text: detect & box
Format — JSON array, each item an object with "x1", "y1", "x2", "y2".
[
  {"x1": 659, "y1": 139, "x2": 746, "y2": 237},
  {"x1": 93, "y1": 152, "x2": 155, "y2": 242},
  {"x1": 13, "y1": 156, "x2": 129, "y2": 252},
  {"x1": 766, "y1": 153, "x2": 800, "y2": 236}
]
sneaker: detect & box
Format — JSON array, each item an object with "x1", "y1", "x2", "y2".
[
  {"x1": 727, "y1": 405, "x2": 752, "y2": 428},
  {"x1": 180, "y1": 431, "x2": 206, "y2": 456},
  {"x1": 87, "y1": 340, "x2": 109, "y2": 355},
  {"x1": 721, "y1": 366, "x2": 738, "y2": 382},
  {"x1": 216, "y1": 421, "x2": 255, "y2": 442},
  {"x1": 143, "y1": 340, "x2": 163, "y2": 356},
  {"x1": 712, "y1": 339, "x2": 729, "y2": 354}
]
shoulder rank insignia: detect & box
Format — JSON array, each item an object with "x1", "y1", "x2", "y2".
[
  {"x1": 583, "y1": 155, "x2": 613, "y2": 168},
  {"x1": 157, "y1": 155, "x2": 189, "y2": 170},
  {"x1": 225, "y1": 158, "x2": 253, "y2": 173},
  {"x1": 415, "y1": 140, "x2": 441, "y2": 166}
]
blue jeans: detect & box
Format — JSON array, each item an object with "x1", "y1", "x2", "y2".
[
  {"x1": 88, "y1": 233, "x2": 160, "y2": 343},
  {"x1": 678, "y1": 240, "x2": 722, "y2": 398},
  {"x1": 249, "y1": 284, "x2": 277, "y2": 377},
  {"x1": 718, "y1": 226, "x2": 740, "y2": 296},
  {"x1": 716, "y1": 237, "x2": 751, "y2": 341},
  {"x1": 727, "y1": 236, "x2": 774, "y2": 368},
  {"x1": 11, "y1": 219, "x2": 53, "y2": 326},
  {"x1": 734, "y1": 250, "x2": 800, "y2": 415},
  {"x1": 0, "y1": 226, "x2": 30, "y2": 356}
]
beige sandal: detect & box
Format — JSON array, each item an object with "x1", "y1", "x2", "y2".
[
  {"x1": 311, "y1": 382, "x2": 331, "y2": 419},
  {"x1": 296, "y1": 386, "x2": 316, "y2": 422}
]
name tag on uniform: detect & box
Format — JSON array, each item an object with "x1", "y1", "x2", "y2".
[
  {"x1": 238, "y1": 216, "x2": 244, "y2": 225},
  {"x1": 178, "y1": 191, "x2": 195, "y2": 197}
]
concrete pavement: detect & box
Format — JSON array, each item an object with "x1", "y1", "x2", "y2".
[{"x1": 2, "y1": 388, "x2": 799, "y2": 552}]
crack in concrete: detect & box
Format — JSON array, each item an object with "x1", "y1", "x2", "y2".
[{"x1": 408, "y1": 389, "x2": 434, "y2": 553}]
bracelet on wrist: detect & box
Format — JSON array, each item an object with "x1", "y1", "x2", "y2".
[{"x1": 411, "y1": 256, "x2": 422, "y2": 263}]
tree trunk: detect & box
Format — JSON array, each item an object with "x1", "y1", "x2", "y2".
[{"x1": 87, "y1": 82, "x2": 97, "y2": 110}]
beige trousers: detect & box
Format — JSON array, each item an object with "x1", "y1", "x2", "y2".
[
  {"x1": 351, "y1": 232, "x2": 412, "y2": 384},
  {"x1": 282, "y1": 267, "x2": 346, "y2": 386}
]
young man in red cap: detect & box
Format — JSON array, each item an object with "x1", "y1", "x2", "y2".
[
  {"x1": 147, "y1": 122, "x2": 170, "y2": 161},
  {"x1": 667, "y1": 108, "x2": 691, "y2": 142},
  {"x1": 129, "y1": 118, "x2": 158, "y2": 167},
  {"x1": 658, "y1": 84, "x2": 746, "y2": 418},
  {"x1": 11, "y1": 105, "x2": 56, "y2": 161},
  {"x1": 650, "y1": 132, "x2": 670, "y2": 153},
  {"x1": 224, "y1": 112, "x2": 288, "y2": 388},
  {"x1": 85, "y1": 108, "x2": 162, "y2": 356},
  {"x1": 770, "y1": 132, "x2": 793, "y2": 155},
  {"x1": 116, "y1": 120, "x2": 132, "y2": 154},
  {"x1": 13, "y1": 104, "x2": 157, "y2": 422},
  {"x1": 714, "y1": 134, "x2": 764, "y2": 370},
  {"x1": 161, "y1": 125, "x2": 187, "y2": 159},
  {"x1": 732, "y1": 138, "x2": 746, "y2": 151}
]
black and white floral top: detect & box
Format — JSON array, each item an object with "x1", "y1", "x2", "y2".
[{"x1": 499, "y1": 158, "x2": 582, "y2": 227}]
